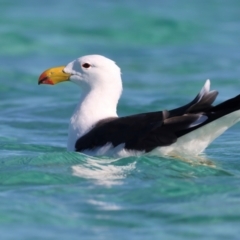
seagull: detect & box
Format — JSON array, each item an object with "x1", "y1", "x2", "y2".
[{"x1": 38, "y1": 55, "x2": 240, "y2": 157}]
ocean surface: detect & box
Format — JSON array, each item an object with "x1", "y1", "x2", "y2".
[{"x1": 1, "y1": 0, "x2": 240, "y2": 239}]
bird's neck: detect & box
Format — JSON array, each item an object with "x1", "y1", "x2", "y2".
[{"x1": 67, "y1": 85, "x2": 122, "y2": 151}]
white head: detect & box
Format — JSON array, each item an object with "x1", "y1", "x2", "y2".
[{"x1": 64, "y1": 55, "x2": 121, "y2": 90}]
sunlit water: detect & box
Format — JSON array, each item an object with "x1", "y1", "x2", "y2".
[{"x1": 1, "y1": 0, "x2": 240, "y2": 239}]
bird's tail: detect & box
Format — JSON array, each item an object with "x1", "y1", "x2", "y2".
[{"x1": 161, "y1": 80, "x2": 240, "y2": 156}]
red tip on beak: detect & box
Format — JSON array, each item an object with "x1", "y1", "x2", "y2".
[{"x1": 38, "y1": 72, "x2": 54, "y2": 85}]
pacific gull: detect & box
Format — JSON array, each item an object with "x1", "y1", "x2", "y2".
[{"x1": 38, "y1": 55, "x2": 240, "y2": 157}]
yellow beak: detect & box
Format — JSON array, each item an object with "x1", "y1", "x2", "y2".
[{"x1": 38, "y1": 66, "x2": 71, "y2": 85}]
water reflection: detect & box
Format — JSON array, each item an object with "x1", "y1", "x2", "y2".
[{"x1": 71, "y1": 156, "x2": 136, "y2": 186}]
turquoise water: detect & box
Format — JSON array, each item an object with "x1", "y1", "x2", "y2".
[{"x1": 1, "y1": 0, "x2": 240, "y2": 239}]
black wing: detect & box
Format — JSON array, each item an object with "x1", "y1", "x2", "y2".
[
  {"x1": 76, "y1": 111, "x2": 176, "y2": 152},
  {"x1": 75, "y1": 80, "x2": 240, "y2": 153}
]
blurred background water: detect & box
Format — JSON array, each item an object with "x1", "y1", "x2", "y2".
[{"x1": 1, "y1": 0, "x2": 240, "y2": 239}]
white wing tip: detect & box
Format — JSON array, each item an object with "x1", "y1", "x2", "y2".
[
  {"x1": 205, "y1": 79, "x2": 211, "y2": 92},
  {"x1": 200, "y1": 79, "x2": 211, "y2": 96}
]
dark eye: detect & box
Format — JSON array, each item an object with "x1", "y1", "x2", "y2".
[{"x1": 82, "y1": 63, "x2": 91, "y2": 69}]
